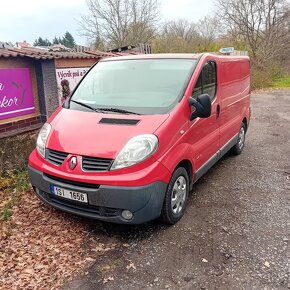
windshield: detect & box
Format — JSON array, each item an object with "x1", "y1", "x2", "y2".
[{"x1": 70, "y1": 58, "x2": 196, "y2": 115}]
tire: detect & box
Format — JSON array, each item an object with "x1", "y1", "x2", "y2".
[
  {"x1": 231, "y1": 123, "x2": 246, "y2": 155},
  {"x1": 160, "y1": 167, "x2": 189, "y2": 225}
]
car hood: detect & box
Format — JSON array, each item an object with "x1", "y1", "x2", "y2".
[{"x1": 47, "y1": 108, "x2": 169, "y2": 159}]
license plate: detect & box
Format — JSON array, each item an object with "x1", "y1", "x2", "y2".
[{"x1": 50, "y1": 185, "x2": 88, "y2": 203}]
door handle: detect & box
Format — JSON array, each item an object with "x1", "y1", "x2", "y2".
[{"x1": 216, "y1": 104, "x2": 220, "y2": 118}]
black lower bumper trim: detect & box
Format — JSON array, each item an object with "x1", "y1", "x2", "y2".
[{"x1": 28, "y1": 166, "x2": 167, "y2": 224}]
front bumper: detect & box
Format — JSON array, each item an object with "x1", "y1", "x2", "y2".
[{"x1": 28, "y1": 166, "x2": 167, "y2": 224}]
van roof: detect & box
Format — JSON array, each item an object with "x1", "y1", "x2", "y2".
[
  {"x1": 101, "y1": 53, "x2": 203, "y2": 61},
  {"x1": 100, "y1": 53, "x2": 249, "y2": 62}
]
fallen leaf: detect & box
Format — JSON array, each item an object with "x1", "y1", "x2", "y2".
[
  {"x1": 23, "y1": 268, "x2": 34, "y2": 275},
  {"x1": 103, "y1": 276, "x2": 114, "y2": 284},
  {"x1": 126, "y1": 261, "x2": 136, "y2": 271},
  {"x1": 34, "y1": 263, "x2": 45, "y2": 270}
]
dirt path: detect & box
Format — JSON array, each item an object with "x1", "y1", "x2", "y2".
[{"x1": 64, "y1": 90, "x2": 290, "y2": 290}]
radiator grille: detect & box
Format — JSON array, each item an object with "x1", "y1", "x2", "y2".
[
  {"x1": 82, "y1": 156, "x2": 113, "y2": 171},
  {"x1": 45, "y1": 149, "x2": 113, "y2": 171},
  {"x1": 45, "y1": 173, "x2": 100, "y2": 189},
  {"x1": 46, "y1": 149, "x2": 68, "y2": 166},
  {"x1": 51, "y1": 196, "x2": 120, "y2": 217}
]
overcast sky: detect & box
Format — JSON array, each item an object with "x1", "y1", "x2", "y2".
[{"x1": 0, "y1": 0, "x2": 214, "y2": 46}]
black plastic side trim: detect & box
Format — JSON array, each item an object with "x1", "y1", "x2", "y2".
[
  {"x1": 195, "y1": 153, "x2": 218, "y2": 181},
  {"x1": 194, "y1": 133, "x2": 239, "y2": 182},
  {"x1": 218, "y1": 133, "x2": 239, "y2": 160}
]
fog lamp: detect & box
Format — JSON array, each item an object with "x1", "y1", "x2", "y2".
[{"x1": 121, "y1": 210, "x2": 133, "y2": 220}]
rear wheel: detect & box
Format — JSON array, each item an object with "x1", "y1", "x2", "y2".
[
  {"x1": 160, "y1": 167, "x2": 189, "y2": 225},
  {"x1": 231, "y1": 123, "x2": 246, "y2": 155}
]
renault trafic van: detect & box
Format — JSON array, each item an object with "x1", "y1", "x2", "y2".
[{"x1": 28, "y1": 53, "x2": 250, "y2": 224}]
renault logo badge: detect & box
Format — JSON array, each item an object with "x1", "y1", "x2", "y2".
[{"x1": 69, "y1": 156, "x2": 77, "y2": 170}]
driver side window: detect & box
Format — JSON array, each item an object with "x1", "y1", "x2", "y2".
[{"x1": 192, "y1": 61, "x2": 217, "y2": 101}]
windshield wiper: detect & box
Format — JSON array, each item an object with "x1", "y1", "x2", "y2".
[
  {"x1": 96, "y1": 107, "x2": 141, "y2": 115},
  {"x1": 70, "y1": 101, "x2": 140, "y2": 115},
  {"x1": 70, "y1": 100, "x2": 105, "y2": 113}
]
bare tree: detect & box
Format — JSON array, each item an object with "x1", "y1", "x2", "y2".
[
  {"x1": 152, "y1": 19, "x2": 201, "y2": 53},
  {"x1": 162, "y1": 19, "x2": 198, "y2": 42},
  {"x1": 79, "y1": 0, "x2": 160, "y2": 49},
  {"x1": 196, "y1": 16, "x2": 224, "y2": 48},
  {"x1": 154, "y1": 18, "x2": 225, "y2": 53},
  {"x1": 216, "y1": 0, "x2": 290, "y2": 62}
]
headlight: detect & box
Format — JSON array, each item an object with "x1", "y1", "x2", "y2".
[
  {"x1": 111, "y1": 134, "x2": 158, "y2": 170},
  {"x1": 36, "y1": 123, "x2": 51, "y2": 158}
]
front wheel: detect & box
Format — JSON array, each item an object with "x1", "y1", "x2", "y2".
[
  {"x1": 160, "y1": 167, "x2": 189, "y2": 225},
  {"x1": 231, "y1": 123, "x2": 246, "y2": 155}
]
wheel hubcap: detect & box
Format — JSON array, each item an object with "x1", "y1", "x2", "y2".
[
  {"x1": 171, "y1": 176, "x2": 187, "y2": 215},
  {"x1": 238, "y1": 127, "x2": 245, "y2": 150}
]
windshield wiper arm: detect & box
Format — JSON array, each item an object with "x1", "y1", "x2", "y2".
[
  {"x1": 96, "y1": 107, "x2": 141, "y2": 115},
  {"x1": 70, "y1": 101, "x2": 140, "y2": 115},
  {"x1": 70, "y1": 100, "x2": 104, "y2": 113}
]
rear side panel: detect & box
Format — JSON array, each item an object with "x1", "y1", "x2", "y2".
[{"x1": 219, "y1": 59, "x2": 250, "y2": 148}]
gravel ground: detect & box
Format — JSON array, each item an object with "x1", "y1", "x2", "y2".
[{"x1": 64, "y1": 90, "x2": 290, "y2": 290}]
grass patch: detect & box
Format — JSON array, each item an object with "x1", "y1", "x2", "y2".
[
  {"x1": 271, "y1": 75, "x2": 290, "y2": 88},
  {"x1": 0, "y1": 168, "x2": 30, "y2": 221},
  {"x1": 2, "y1": 200, "x2": 14, "y2": 221}
]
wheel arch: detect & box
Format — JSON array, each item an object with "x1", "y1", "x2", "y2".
[
  {"x1": 174, "y1": 159, "x2": 193, "y2": 190},
  {"x1": 242, "y1": 117, "x2": 248, "y2": 132},
  {"x1": 158, "y1": 142, "x2": 195, "y2": 190}
]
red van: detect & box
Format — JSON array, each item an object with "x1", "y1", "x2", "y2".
[{"x1": 28, "y1": 53, "x2": 250, "y2": 224}]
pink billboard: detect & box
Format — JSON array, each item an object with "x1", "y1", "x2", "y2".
[{"x1": 0, "y1": 68, "x2": 35, "y2": 120}]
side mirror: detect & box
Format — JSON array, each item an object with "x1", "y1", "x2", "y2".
[{"x1": 189, "y1": 94, "x2": 212, "y2": 121}]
